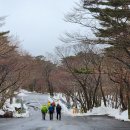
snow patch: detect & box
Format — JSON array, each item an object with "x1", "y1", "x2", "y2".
[
  {"x1": 20, "y1": 89, "x2": 32, "y2": 94},
  {"x1": 17, "y1": 92, "x2": 27, "y2": 97},
  {"x1": 0, "y1": 89, "x2": 30, "y2": 118},
  {"x1": 70, "y1": 106, "x2": 130, "y2": 122},
  {"x1": 49, "y1": 93, "x2": 130, "y2": 122},
  {"x1": 0, "y1": 110, "x2": 5, "y2": 115},
  {"x1": 13, "y1": 110, "x2": 29, "y2": 118}
]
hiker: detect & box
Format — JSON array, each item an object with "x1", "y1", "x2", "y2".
[
  {"x1": 73, "y1": 106, "x2": 78, "y2": 114},
  {"x1": 56, "y1": 104, "x2": 62, "y2": 120},
  {"x1": 41, "y1": 104, "x2": 48, "y2": 120},
  {"x1": 48, "y1": 104, "x2": 54, "y2": 120},
  {"x1": 51, "y1": 101, "x2": 56, "y2": 112},
  {"x1": 48, "y1": 101, "x2": 51, "y2": 108}
]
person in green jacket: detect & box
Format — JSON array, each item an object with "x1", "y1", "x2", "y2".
[{"x1": 41, "y1": 104, "x2": 48, "y2": 120}]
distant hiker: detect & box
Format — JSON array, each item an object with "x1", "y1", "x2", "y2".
[
  {"x1": 56, "y1": 104, "x2": 62, "y2": 120},
  {"x1": 52, "y1": 101, "x2": 55, "y2": 107},
  {"x1": 48, "y1": 101, "x2": 51, "y2": 108},
  {"x1": 41, "y1": 104, "x2": 48, "y2": 120},
  {"x1": 72, "y1": 106, "x2": 78, "y2": 114},
  {"x1": 48, "y1": 104, "x2": 54, "y2": 120},
  {"x1": 51, "y1": 101, "x2": 56, "y2": 112}
]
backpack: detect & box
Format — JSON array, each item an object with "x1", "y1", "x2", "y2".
[
  {"x1": 49, "y1": 106, "x2": 54, "y2": 112},
  {"x1": 56, "y1": 105, "x2": 61, "y2": 112},
  {"x1": 52, "y1": 102, "x2": 55, "y2": 107},
  {"x1": 41, "y1": 105, "x2": 48, "y2": 113}
]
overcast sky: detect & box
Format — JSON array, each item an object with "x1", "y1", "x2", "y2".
[{"x1": 0, "y1": 0, "x2": 79, "y2": 56}]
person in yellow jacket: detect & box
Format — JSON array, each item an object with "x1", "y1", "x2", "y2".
[{"x1": 48, "y1": 101, "x2": 51, "y2": 108}]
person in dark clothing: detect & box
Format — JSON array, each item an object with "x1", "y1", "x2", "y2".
[
  {"x1": 56, "y1": 104, "x2": 62, "y2": 120},
  {"x1": 48, "y1": 104, "x2": 54, "y2": 120}
]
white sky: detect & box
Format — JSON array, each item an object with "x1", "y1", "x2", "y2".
[{"x1": 0, "y1": 0, "x2": 80, "y2": 56}]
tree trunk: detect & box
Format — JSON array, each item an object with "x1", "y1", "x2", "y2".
[
  {"x1": 127, "y1": 92, "x2": 130, "y2": 119},
  {"x1": 47, "y1": 80, "x2": 54, "y2": 96},
  {"x1": 120, "y1": 85, "x2": 127, "y2": 111},
  {"x1": 92, "y1": 86, "x2": 98, "y2": 107},
  {"x1": 10, "y1": 97, "x2": 13, "y2": 104},
  {"x1": 100, "y1": 82, "x2": 106, "y2": 107},
  {"x1": 115, "y1": 87, "x2": 118, "y2": 109}
]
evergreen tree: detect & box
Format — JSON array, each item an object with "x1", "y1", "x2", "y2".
[
  {"x1": 84, "y1": 0, "x2": 130, "y2": 48},
  {"x1": 84, "y1": 0, "x2": 130, "y2": 119}
]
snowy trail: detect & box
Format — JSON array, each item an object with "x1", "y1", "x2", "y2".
[{"x1": 0, "y1": 92, "x2": 130, "y2": 130}]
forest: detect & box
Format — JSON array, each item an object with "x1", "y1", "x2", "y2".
[{"x1": 0, "y1": 0, "x2": 130, "y2": 119}]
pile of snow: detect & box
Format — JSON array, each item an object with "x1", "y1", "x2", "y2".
[
  {"x1": 14, "y1": 89, "x2": 31, "y2": 96},
  {"x1": 69, "y1": 106, "x2": 130, "y2": 122},
  {"x1": 58, "y1": 99, "x2": 71, "y2": 115},
  {"x1": 49, "y1": 93, "x2": 130, "y2": 122},
  {"x1": 13, "y1": 110, "x2": 29, "y2": 118},
  {"x1": 3, "y1": 104, "x2": 15, "y2": 112},
  {"x1": 17, "y1": 92, "x2": 27, "y2": 97},
  {"x1": 19, "y1": 89, "x2": 31, "y2": 94},
  {"x1": 2, "y1": 98, "x2": 29, "y2": 118},
  {"x1": 0, "y1": 110, "x2": 5, "y2": 115},
  {"x1": 0, "y1": 89, "x2": 31, "y2": 118}
]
